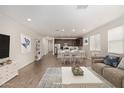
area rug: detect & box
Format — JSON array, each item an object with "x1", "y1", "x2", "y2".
[
  {"x1": 37, "y1": 67, "x2": 115, "y2": 88},
  {"x1": 37, "y1": 68, "x2": 63, "y2": 88}
]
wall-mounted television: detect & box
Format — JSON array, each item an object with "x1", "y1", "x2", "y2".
[{"x1": 0, "y1": 34, "x2": 10, "y2": 59}]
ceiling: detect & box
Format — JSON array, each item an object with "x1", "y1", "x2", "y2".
[{"x1": 0, "y1": 5, "x2": 124, "y2": 37}]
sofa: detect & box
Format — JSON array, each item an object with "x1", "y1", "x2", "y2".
[{"x1": 91, "y1": 56, "x2": 124, "y2": 88}]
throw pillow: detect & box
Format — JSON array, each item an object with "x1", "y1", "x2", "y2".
[
  {"x1": 110, "y1": 56, "x2": 120, "y2": 67},
  {"x1": 104, "y1": 55, "x2": 119, "y2": 67},
  {"x1": 118, "y1": 57, "x2": 124, "y2": 70},
  {"x1": 104, "y1": 55, "x2": 111, "y2": 65}
]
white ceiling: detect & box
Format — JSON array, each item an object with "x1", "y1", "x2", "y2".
[{"x1": 0, "y1": 5, "x2": 124, "y2": 37}]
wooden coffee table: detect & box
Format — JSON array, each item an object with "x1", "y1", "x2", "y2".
[{"x1": 62, "y1": 67, "x2": 105, "y2": 88}]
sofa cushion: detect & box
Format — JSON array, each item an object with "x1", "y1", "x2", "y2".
[
  {"x1": 92, "y1": 63, "x2": 111, "y2": 75},
  {"x1": 103, "y1": 68, "x2": 124, "y2": 87},
  {"x1": 104, "y1": 55, "x2": 120, "y2": 67},
  {"x1": 92, "y1": 59, "x2": 104, "y2": 63},
  {"x1": 118, "y1": 57, "x2": 124, "y2": 70}
]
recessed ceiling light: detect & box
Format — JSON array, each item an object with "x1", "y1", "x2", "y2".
[
  {"x1": 27, "y1": 18, "x2": 32, "y2": 22},
  {"x1": 61, "y1": 29, "x2": 64, "y2": 32},
  {"x1": 82, "y1": 29, "x2": 86, "y2": 32},
  {"x1": 72, "y1": 29, "x2": 76, "y2": 32}
]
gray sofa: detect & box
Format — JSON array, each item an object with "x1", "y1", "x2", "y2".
[{"x1": 91, "y1": 56, "x2": 124, "y2": 88}]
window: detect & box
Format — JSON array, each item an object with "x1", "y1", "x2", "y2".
[
  {"x1": 108, "y1": 26, "x2": 124, "y2": 54},
  {"x1": 90, "y1": 34, "x2": 101, "y2": 51}
]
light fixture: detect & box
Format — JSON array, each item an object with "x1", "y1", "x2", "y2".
[
  {"x1": 61, "y1": 29, "x2": 64, "y2": 32},
  {"x1": 27, "y1": 18, "x2": 32, "y2": 22},
  {"x1": 72, "y1": 29, "x2": 76, "y2": 32},
  {"x1": 82, "y1": 29, "x2": 86, "y2": 32}
]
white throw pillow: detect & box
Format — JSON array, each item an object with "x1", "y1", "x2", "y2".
[{"x1": 118, "y1": 57, "x2": 124, "y2": 70}]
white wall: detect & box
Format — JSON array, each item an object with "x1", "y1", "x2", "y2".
[
  {"x1": 48, "y1": 38, "x2": 54, "y2": 53},
  {"x1": 42, "y1": 37, "x2": 54, "y2": 55},
  {"x1": 42, "y1": 38, "x2": 49, "y2": 55},
  {"x1": 0, "y1": 13, "x2": 43, "y2": 70},
  {"x1": 83, "y1": 15, "x2": 124, "y2": 57},
  {"x1": 48, "y1": 40, "x2": 52, "y2": 52}
]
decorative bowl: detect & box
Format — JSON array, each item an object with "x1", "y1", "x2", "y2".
[{"x1": 72, "y1": 66, "x2": 84, "y2": 76}]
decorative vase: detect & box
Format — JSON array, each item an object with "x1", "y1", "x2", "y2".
[{"x1": 6, "y1": 60, "x2": 12, "y2": 64}]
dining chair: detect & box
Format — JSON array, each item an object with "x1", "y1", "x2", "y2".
[
  {"x1": 70, "y1": 50, "x2": 79, "y2": 65},
  {"x1": 62, "y1": 50, "x2": 72, "y2": 65}
]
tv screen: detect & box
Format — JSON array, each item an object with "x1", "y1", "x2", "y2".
[{"x1": 0, "y1": 34, "x2": 10, "y2": 59}]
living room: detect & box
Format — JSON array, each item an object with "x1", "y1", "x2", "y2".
[{"x1": 0, "y1": 1, "x2": 124, "y2": 93}]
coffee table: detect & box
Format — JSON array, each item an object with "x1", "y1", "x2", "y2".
[{"x1": 62, "y1": 67, "x2": 105, "y2": 88}]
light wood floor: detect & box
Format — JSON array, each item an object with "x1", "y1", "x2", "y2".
[{"x1": 1, "y1": 53, "x2": 91, "y2": 88}]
